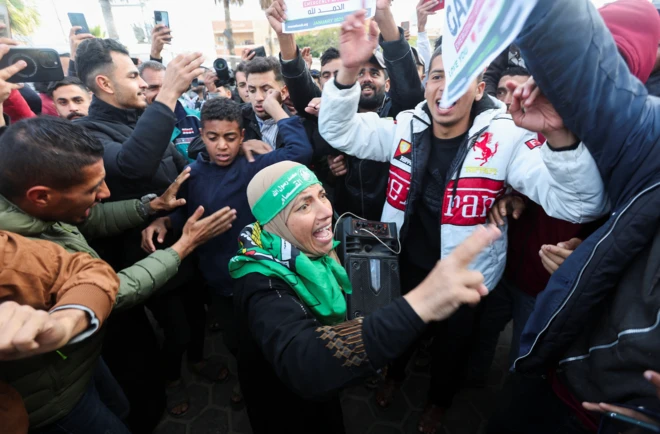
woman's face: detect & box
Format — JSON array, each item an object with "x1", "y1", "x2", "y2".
[{"x1": 286, "y1": 184, "x2": 334, "y2": 256}]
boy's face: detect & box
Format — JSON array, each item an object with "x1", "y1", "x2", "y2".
[{"x1": 201, "y1": 119, "x2": 245, "y2": 167}]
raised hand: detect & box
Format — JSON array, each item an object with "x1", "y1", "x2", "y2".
[
  {"x1": 488, "y1": 195, "x2": 526, "y2": 226},
  {"x1": 148, "y1": 167, "x2": 191, "y2": 213},
  {"x1": 416, "y1": 0, "x2": 439, "y2": 33},
  {"x1": 171, "y1": 206, "x2": 238, "y2": 259},
  {"x1": 69, "y1": 26, "x2": 94, "y2": 61},
  {"x1": 266, "y1": 0, "x2": 287, "y2": 35},
  {"x1": 156, "y1": 52, "x2": 206, "y2": 111},
  {"x1": 339, "y1": 10, "x2": 380, "y2": 71},
  {"x1": 404, "y1": 225, "x2": 501, "y2": 323},
  {"x1": 150, "y1": 24, "x2": 172, "y2": 60},
  {"x1": 301, "y1": 47, "x2": 313, "y2": 70},
  {"x1": 241, "y1": 47, "x2": 256, "y2": 62},
  {"x1": 508, "y1": 77, "x2": 577, "y2": 148}
]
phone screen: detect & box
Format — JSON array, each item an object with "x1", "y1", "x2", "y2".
[
  {"x1": 425, "y1": 0, "x2": 445, "y2": 12},
  {"x1": 68, "y1": 13, "x2": 90, "y2": 35},
  {"x1": 155, "y1": 11, "x2": 170, "y2": 28},
  {"x1": 604, "y1": 411, "x2": 660, "y2": 433}
]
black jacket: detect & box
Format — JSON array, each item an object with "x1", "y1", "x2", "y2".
[
  {"x1": 76, "y1": 97, "x2": 187, "y2": 202},
  {"x1": 281, "y1": 28, "x2": 424, "y2": 221},
  {"x1": 234, "y1": 272, "x2": 425, "y2": 433}
]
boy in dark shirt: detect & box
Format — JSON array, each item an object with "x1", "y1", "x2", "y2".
[{"x1": 142, "y1": 94, "x2": 313, "y2": 373}]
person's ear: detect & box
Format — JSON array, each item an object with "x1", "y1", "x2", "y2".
[
  {"x1": 240, "y1": 128, "x2": 246, "y2": 143},
  {"x1": 95, "y1": 74, "x2": 114, "y2": 95},
  {"x1": 280, "y1": 84, "x2": 289, "y2": 102},
  {"x1": 475, "y1": 80, "x2": 486, "y2": 102},
  {"x1": 25, "y1": 186, "x2": 56, "y2": 208},
  {"x1": 385, "y1": 78, "x2": 391, "y2": 93}
]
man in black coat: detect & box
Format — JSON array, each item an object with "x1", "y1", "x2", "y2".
[{"x1": 74, "y1": 38, "x2": 210, "y2": 430}]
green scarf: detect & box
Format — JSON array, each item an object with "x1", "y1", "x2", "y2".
[{"x1": 229, "y1": 223, "x2": 352, "y2": 325}]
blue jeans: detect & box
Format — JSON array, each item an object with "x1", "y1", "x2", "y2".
[
  {"x1": 467, "y1": 278, "x2": 537, "y2": 382},
  {"x1": 34, "y1": 358, "x2": 131, "y2": 434}
]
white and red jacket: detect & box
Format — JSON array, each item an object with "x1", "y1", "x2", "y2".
[{"x1": 319, "y1": 79, "x2": 609, "y2": 289}]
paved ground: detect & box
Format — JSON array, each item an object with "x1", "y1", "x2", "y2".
[{"x1": 154, "y1": 324, "x2": 513, "y2": 434}]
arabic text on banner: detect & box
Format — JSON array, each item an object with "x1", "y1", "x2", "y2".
[
  {"x1": 440, "y1": 0, "x2": 538, "y2": 107},
  {"x1": 283, "y1": 0, "x2": 377, "y2": 34}
]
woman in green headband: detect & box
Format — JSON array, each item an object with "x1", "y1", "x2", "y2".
[{"x1": 230, "y1": 161, "x2": 500, "y2": 434}]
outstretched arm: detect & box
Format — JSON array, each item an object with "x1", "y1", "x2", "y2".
[{"x1": 516, "y1": 0, "x2": 660, "y2": 206}]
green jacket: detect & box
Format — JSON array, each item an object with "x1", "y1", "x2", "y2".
[{"x1": 0, "y1": 195, "x2": 181, "y2": 428}]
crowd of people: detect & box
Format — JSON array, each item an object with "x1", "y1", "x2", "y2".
[{"x1": 0, "y1": 0, "x2": 659, "y2": 433}]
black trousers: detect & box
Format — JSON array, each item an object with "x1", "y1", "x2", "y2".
[
  {"x1": 486, "y1": 373, "x2": 590, "y2": 434},
  {"x1": 389, "y1": 256, "x2": 480, "y2": 407},
  {"x1": 148, "y1": 284, "x2": 207, "y2": 381}
]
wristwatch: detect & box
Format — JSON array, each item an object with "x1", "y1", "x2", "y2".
[{"x1": 138, "y1": 194, "x2": 158, "y2": 219}]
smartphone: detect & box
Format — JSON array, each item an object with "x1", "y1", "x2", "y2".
[
  {"x1": 249, "y1": 46, "x2": 267, "y2": 58},
  {"x1": 154, "y1": 11, "x2": 170, "y2": 28},
  {"x1": 604, "y1": 411, "x2": 660, "y2": 433},
  {"x1": 68, "y1": 13, "x2": 90, "y2": 35},
  {"x1": 424, "y1": 0, "x2": 445, "y2": 12},
  {"x1": 0, "y1": 5, "x2": 11, "y2": 39},
  {"x1": 0, "y1": 48, "x2": 64, "y2": 83},
  {"x1": 401, "y1": 21, "x2": 410, "y2": 31}
]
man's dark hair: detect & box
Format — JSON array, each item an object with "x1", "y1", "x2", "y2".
[
  {"x1": 0, "y1": 117, "x2": 104, "y2": 200},
  {"x1": 244, "y1": 56, "x2": 284, "y2": 83},
  {"x1": 434, "y1": 36, "x2": 443, "y2": 51},
  {"x1": 201, "y1": 97, "x2": 243, "y2": 129},
  {"x1": 47, "y1": 76, "x2": 90, "y2": 98},
  {"x1": 235, "y1": 61, "x2": 247, "y2": 74},
  {"x1": 501, "y1": 66, "x2": 530, "y2": 79},
  {"x1": 75, "y1": 38, "x2": 131, "y2": 92},
  {"x1": 320, "y1": 47, "x2": 340, "y2": 68},
  {"x1": 33, "y1": 81, "x2": 51, "y2": 94},
  {"x1": 138, "y1": 60, "x2": 166, "y2": 77}
]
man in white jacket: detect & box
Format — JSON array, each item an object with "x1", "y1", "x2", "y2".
[{"x1": 319, "y1": 10, "x2": 609, "y2": 433}]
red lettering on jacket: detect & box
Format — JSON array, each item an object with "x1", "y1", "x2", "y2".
[
  {"x1": 442, "y1": 178, "x2": 505, "y2": 226},
  {"x1": 387, "y1": 165, "x2": 411, "y2": 211},
  {"x1": 525, "y1": 139, "x2": 542, "y2": 150}
]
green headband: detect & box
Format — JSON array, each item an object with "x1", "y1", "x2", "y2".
[{"x1": 252, "y1": 166, "x2": 320, "y2": 225}]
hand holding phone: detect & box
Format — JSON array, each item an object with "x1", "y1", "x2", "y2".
[
  {"x1": 68, "y1": 13, "x2": 90, "y2": 35},
  {"x1": 0, "y1": 47, "x2": 63, "y2": 84},
  {"x1": 249, "y1": 46, "x2": 267, "y2": 58},
  {"x1": 401, "y1": 21, "x2": 410, "y2": 31}
]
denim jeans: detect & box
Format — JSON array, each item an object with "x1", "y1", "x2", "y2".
[
  {"x1": 467, "y1": 277, "x2": 537, "y2": 382},
  {"x1": 34, "y1": 358, "x2": 131, "y2": 434}
]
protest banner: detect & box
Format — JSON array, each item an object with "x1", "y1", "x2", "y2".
[
  {"x1": 283, "y1": 0, "x2": 376, "y2": 34},
  {"x1": 440, "y1": 0, "x2": 538, "y2": 107}
]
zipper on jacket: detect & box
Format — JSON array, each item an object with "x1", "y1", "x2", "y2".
[{"x1": 513, "y1": 181, "x2": 660, "y2": 370}]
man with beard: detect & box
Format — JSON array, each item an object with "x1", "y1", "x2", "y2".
[
  {"x1": 47, "y1": 77, "x2": 92, "y2": 121},
  {"x1": 266, "y1": 0, "x2": 422, "y2": 220},
  {"x1": 74, "y1": 38, "x2": 209, "y2": 432}
]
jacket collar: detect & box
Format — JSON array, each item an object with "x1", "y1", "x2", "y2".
[
  {"x1": 87, "y1": 95, "x2": 140, "y2": 126},
  {"x1": 0, "y1": 195, "x2": 61, "y2": 237}
]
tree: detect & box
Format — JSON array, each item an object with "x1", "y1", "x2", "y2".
[
  {"x1": 295, "y1": 28, "x2": 340, "y2": 57},
  {"x1": 259, "y1": 0, "x2": 273, "y2": 55},
  {"x1": 5, "y1": 0, "x2": 40, "y2": 37},
  {"x1": 99, "y1": 0, "x2": 119, "y2": 40},
  {"x1": 214, "y1": 0, "x2": 244, "y2": 56}
]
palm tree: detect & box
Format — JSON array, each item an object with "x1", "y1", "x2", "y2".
[
  {"x1": 5, "y1": 0, "x2": 40, "y2": 37},
  {"x1": 259, "y1": 0, "x2": 273, "y2": 55},
  {"x1": 99, "y1": 0, "x2": 119, "y2": 39},
  {"x1": 214, "y1": 0, "x2": 244, "y2": 56}
]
